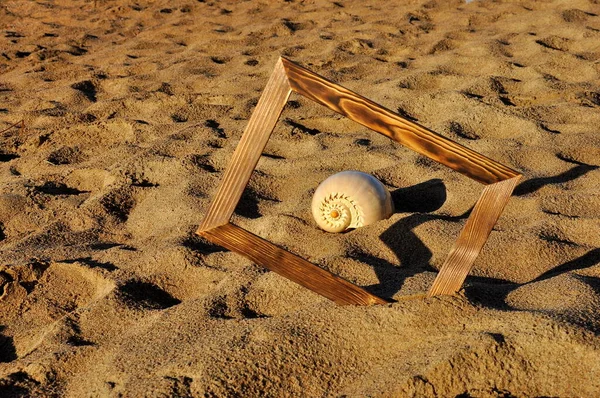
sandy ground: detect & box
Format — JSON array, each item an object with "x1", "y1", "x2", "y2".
[{"x1": 1, "y1": 0, "x2": 600, "y2": 396}]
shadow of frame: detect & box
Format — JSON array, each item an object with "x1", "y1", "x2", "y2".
[
  {"x1": 464, "y1": 248, "x2": 600, "y2": 332},
  {"x1": 357, "y1": 179, "x2": 475, "y2": 298}
]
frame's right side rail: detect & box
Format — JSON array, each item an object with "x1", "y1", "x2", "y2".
[{"x1": 428, "y1": 175, "x2": 521, "y2": 296}]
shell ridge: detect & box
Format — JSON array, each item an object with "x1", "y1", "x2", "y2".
[{"x1": 311, "y1": 171, "x2": 393, "y2": 233}]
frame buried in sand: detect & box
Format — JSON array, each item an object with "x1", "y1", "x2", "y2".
[{"x1": 197, "y1": 57, "x2": 521, "y2": 305}]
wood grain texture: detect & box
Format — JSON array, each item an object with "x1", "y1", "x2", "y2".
[
  {"x1": 196, "y1": 57, "x2": 522, "y2": 304},
  {"x1": 199, "y1": 223, "x2": 391, "y2": 305},
  {"x1": 197, "y1": 58, "x2": 291, "y2": 232},
  {"x1": 281, "y1": 57, "x2": 519, "y2": 186},
  {"x1": 428, "y1": 175, "x2": 521, "y2": 296}
]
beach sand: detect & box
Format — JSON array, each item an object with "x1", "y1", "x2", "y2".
[{"x1": 1, "y1": 0, "x2": 600, "y2": 396}]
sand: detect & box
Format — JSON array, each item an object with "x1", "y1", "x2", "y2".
[{"x1": 1, "y1": 0, "x2": 600, "y2": 396}]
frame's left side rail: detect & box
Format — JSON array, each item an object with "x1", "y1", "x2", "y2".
[{"x1": 197, "y1": 59, "x2": 292, "y2": 232}]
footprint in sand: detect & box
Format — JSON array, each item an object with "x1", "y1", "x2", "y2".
[{"x1": 0, "y1": 261, "x2": 115, "y2": 360}]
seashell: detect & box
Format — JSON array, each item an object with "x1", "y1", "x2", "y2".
[{"x1": 311, "y1": 171, "x2": 394, "y2": 233}]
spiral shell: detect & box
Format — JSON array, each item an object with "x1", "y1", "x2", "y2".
[{"x1": 311, "y1": 171, "x2": 394, "y2": 233}]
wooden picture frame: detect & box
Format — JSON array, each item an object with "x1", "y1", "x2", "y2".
[{"x1": 196, "y1": 57, "x2": 521, "y2": 305}]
